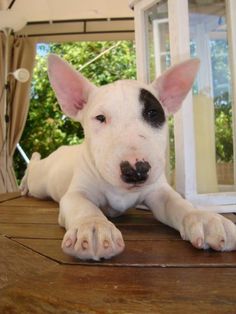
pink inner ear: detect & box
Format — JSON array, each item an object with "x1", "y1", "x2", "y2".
[
  {"x1": 152, "y1": 59, "x2": 200, "y2": 114},
  {"x1": 54, "y1": 77, "x2": 86, "y2": 117},
  {"x1": 48, "y1": 54, "x2": 94, "y2": 118}
]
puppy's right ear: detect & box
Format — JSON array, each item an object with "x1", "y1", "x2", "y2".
[{"x1": 47, "y1": 54, "x2": 97, "y2": 119}]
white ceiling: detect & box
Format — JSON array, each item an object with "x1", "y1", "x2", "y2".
[{"x1": 0, "y1": 0, "x2": 133, "y2": 23}]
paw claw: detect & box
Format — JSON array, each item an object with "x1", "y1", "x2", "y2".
[
  {"x1": 65, "y1": 238, "x2": 72, "y2": 248},
  {"x1": 220, "y1": 239, "x2": 225, "y2": 248},
  {"x1": 117, "y1": 238, "x2": 124, "y2": 247},
  {"x1": 182, "y1": 211, "x2": 236, "y2": 252},
  {"x1": 196, "y1": 237, "x2": 204, "y2": 249},
  {"x1": 82, "y1": 240, "x2": 89, "y2": 250},
  {"x1": 103, "y1": 240, "x2": 110, "y2": 249},
  {"x1": 62, "y1": 218, "x2": 125, "y2": 260}
]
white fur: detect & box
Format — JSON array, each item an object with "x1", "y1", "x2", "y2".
[{"x1": 20, "y1": 55, "x2": 236, "y2": 260}]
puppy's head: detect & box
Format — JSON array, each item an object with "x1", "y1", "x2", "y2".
[{"x1": 48, "y1": 54, "x2": 199, "y2": 190}]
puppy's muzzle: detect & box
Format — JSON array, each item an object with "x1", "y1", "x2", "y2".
[{"x1": 120, "y1": 160, "x2": 151, "y2": 184}]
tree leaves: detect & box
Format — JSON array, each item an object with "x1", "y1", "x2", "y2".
[{"x1": 14, "y1": 41, "x2": 136, "y2": 180}]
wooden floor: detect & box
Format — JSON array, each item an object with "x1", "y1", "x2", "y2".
[{"x1": 1, "y1": 193, "x2": 236, "y2": 313}]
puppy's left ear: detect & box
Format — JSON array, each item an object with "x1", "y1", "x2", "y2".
[{"x1": 151, "y1": 58, "x2": 200, "y2": 114}]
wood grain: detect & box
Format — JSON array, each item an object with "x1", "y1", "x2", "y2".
[
  {"x1": 0, "y1": 223, "x2": 179, "y2": 241},
  {"x1": 0, "y1": 192, "x2": 21, "y2": 203},
  {"x1": 1, "y1": 238, "x2": 236, "y2": 314},
  {"x1": 1, "y1": 195, "x2": 58, "y2": 207},
  {"x1": 1, "y1": 193, "x2": 236, "y2": 314},
  {"x1": 0, "y1": 223, "x2": 64, "y2": 239},
  {"x1": 15, "y1": 237, "x2": 236, "y2": 267},
  {"x1": 0, "y1": 206, "x2": 58, "y2": 223}
]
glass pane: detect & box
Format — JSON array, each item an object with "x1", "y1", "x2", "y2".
[
  {"x1": 145, "y1": 0, "x2": 170, "y2": 82},
  {"x1": 144, "y1": 0, "x2": 174, "y2": 184},
  {"x1": 189, "y1": 0, "x2": 234, "y2": 193}
]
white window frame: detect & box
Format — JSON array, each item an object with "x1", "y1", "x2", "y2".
[{"x1": 131, "y1": 0, "x2": 236, "y2": 212}]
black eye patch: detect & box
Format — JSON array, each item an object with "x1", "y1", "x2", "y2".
[{"x1": 139, "y1": 88, "x2": 166, "y2": 128}]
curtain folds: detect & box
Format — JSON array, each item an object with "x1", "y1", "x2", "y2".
[
  {"x1": 0, "y1": 33, "x2": 5, "y2": 193},
  {"x1": 0, "y1": 33, "x2": 36, "y2": 193}
]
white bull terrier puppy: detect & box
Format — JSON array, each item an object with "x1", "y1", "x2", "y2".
[{"x1": 20, "y1": 54, "x2": 236, "y2": 260}]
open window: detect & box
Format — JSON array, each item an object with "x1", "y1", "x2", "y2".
[{"x1": 132, "y1": 0, "x2": 236, "y2": 211}]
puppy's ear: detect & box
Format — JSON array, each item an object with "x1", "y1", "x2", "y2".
[
  {"x1": 47, "y1": 54, "x2": 97, "y2": 119},
  {"x1": 151, "y1": 58, "x2": 200, "y2": 114}
]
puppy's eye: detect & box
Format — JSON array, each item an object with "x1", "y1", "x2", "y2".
[
  {"x1": 95, "y1": 115, "x2": 106, "y2": 123},
  {"x1": 147, "y1": 109, "x2": 158, "y2": 120}
]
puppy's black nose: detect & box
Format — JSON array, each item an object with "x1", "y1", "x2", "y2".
[{"x1": 120, "y1": 160, "x2": 151, "y2": 184}]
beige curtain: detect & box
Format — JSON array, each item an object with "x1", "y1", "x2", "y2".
[
  {"x1": 0, "y1": 33, "x2": 36, "y2": 193},
  {"x1": 0, "y1": 34, "x2": 5, "y2": 192}
]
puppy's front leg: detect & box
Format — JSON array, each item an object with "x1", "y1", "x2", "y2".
[
  {"x1": 146, "y1": 183, "x2": 236, "y2": 251},
  {"x1": 59, "y1": 192, "x2": 125, "y2": 260}
]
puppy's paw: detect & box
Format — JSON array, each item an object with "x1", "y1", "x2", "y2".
[
  {"x1": 62, "y1": 217, "x2": 125, "y2": 260},
  {"x1": 181, "y1": 211, "x2": 236, "y2": 251}
]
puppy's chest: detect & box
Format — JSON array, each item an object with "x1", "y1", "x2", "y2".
[{"x1": 104, "y1": 190, "x2": 140, "y2": 213}]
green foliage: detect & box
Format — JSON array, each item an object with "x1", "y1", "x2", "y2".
[
  {"x1": 215, "y1": 100, "x2": 233, "y2": 163},
  {"x1": 14, "y1": 39, "x2": 234, "y2": 181},
  {"x1": 210, "y1": 40, "x2": 233, "y2": 162},
  {"x1": 50, "y1": 41, "x2": 136, "y2": 84},
  {"x1": 14, "y1": 41, "x2": 136, "y2": 180},
  {"x1": 168, "y1": 116, "x2": 175, "y2": 170}
]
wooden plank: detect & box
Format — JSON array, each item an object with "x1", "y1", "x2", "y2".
[
  {"x1": 0, "y1": 235, "x2": 56, "y2": 285},
  {"x1": 0, "y1": 205, "x2": 232, "y2": 228},
  {"x1": 0, "y1": 206, "x2": 58, "y2": 223},
  {"x1": 118, "y1": 224, "x2": 179, "y2": 240},
  {"x1": 1, "y1": 235, "x2": 236, "y2": 313},
  {"x1": 0, "y1": 223, "x2": 179, "y2": 241},
  {"x1": 1, "y1": 198, "x2": 236, "y2": 313},
  {"x1": 0, "y1": 192, "x2": 21, "y2": 203},
  {"x1": 1, "y1": 264, "x2": 236, "y2": 314},
  {"x1": 15, "y1": 238, "x2": 236, "y2": 267},
  {"x1": 0, "y1": 205, "x2": 159, "y2": 225},
  {"x1": 2, "y1": 196, "x2": 58, "y2": 208},
  {"x1": 111, "y1": 213, "x2": 161, "y2": 225},
  {"x1": 0, "y1": 223, "x2": 64, "y2": 239}
]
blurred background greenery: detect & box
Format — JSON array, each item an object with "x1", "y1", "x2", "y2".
[{"x1": 14, "y1": 40, "x2": 233, "y2": 182}]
